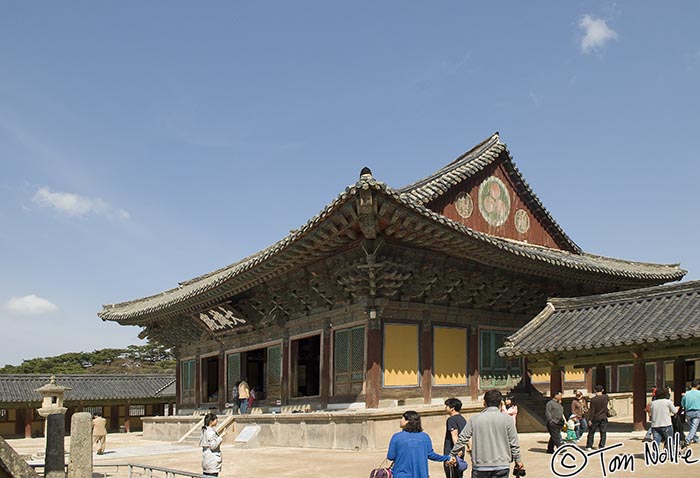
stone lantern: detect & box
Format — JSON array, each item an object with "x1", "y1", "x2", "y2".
[
  {"x1": 34, "y1": 376, "x2": 71, "y2": 478},
  {"x1": 35, "y1": 375, "x2": 71, "y2": 417}
]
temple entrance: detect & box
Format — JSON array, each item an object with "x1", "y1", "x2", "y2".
[
  {"x1": 201, "y1": 356, "x2": 219, "y2": 403},
  {"x1": 291, "y1": 335, "x2": 321, "y2": 397},
  {"x1": 244, "y1": 348, "x2": 267, "y2": 400}
]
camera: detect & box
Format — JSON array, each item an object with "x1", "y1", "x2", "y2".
[{"x1": 513, "y1": 465, "x2": 526, "y2": 477}]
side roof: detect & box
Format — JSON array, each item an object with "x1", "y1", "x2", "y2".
[
  {"x1": 499, "y1": 280, "x2": 700, "y2": 359},
  {"x1": 0, "y1": 374, "x2": 176, "y2": 404}
]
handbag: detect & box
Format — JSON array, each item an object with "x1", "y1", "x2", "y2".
[
  {"x1": 606, "y1": 401, "x2": 617, "y2": 418},
  {"x1": 369, "y1": 459, "x2": 393, "y2": 478}
]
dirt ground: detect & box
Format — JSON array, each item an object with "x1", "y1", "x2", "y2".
[{"x1": 7, "y1": 429, "x2": 700, "y2": 478}]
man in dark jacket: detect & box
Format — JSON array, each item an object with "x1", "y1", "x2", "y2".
[
  {"x1": 586, "y1": 385, "x2": 609, "y2": 450},
  {"x1": 545, "y1": 391, "x2": 565, "y2": 453}
]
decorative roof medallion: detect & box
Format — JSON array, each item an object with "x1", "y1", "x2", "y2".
[
  {"x1": 454, "y1": 191, "x2": 474, "y2": 219},
  {"x1": 514, "y1": 209, "x2": 530, "y2": 234},
  {"x1": 478, "y1": 176, "x2": 510, "y2": 227}
]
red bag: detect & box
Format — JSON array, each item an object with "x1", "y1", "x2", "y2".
[{"x1": 369, "y1": 459, "x2": 393, "y2": 478}]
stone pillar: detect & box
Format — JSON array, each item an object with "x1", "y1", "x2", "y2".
[
  {"x1": 45, "y1": 414, "x2": 65, "y2": 478},
  {"x1": 468, "y1": 329, "x2": 479, "y2": 401},
  {"x1": 68, "y1": 412, "x2": 92, "y2": 478},
  {"x1": 365, "y1": 318, "x2": 382, "y2": 409},
  {"x1": 673, "y1": 358, "x2": 686, "y2": 405},
  {"x1": 632, "y1": 359, "x2": 647, "y2": 431},
  {"x1": 320, "y1": 322, "x2": 332, "y2": 408},
  {"x1": 595, "y1": 365, "x2": 607, "y2": 389},
  {"x1": 549, "y1": 364, "x2": 564, "y2": 396},
  {"x1": 420, "y1": 314, "x2": 432, "y2": 405}
]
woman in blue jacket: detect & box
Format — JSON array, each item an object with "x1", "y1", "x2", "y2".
[{"x1": 388, "y1": 410, "x2": 452, "y2": 478}]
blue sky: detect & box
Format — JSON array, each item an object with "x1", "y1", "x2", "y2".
[{"x1": 1, "y1": 2, "x2": 698, "y2": 367}]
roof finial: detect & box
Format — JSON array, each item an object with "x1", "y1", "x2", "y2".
[{"x1": 360, "y1": 167, "x2": 373, "y2": 178}]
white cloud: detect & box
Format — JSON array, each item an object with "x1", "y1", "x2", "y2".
[
  {"x1": 32, "y1": 187, "x2": 130, "y2": 220},
  {"x1": 579, "y1": 15, "x2": 618, "y2": 54},
  {"x1": 4, "y1": 295, "x2": 58, "y2": 315}
]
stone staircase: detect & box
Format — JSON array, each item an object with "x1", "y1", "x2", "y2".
[{"x1": 511, "y1": 391, "x2": 578, "y2": 433}]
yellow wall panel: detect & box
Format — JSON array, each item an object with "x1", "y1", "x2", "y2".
[
  {"x1": 434, "y1": 327, "x2": 467, "y2": 385},
  {"x1": 384, "y1": 324, "x2": 419, "y2": 386},
  {"x1": 565, "y1": 366, "x2": 585, "y2": 382}
]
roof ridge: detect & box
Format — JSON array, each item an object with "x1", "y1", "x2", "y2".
[{"x1": 550, "y1": 280, "x2": 700, "y2": 309}]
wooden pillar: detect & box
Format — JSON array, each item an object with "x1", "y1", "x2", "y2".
[
  {"x1": 655, "y1": 360, "x2": 664, "y2": 389},
  {"x1": 420, "y1": 316, "x2": 432, "y2": 405},
  {"x1": 550, "y1": 364, "x2": 564, "y2": 396},
  {"x1": 519, "y1": 358, "x2": 531, "y2": 392},
  {"x1": 365, "y1": 318, "x2": 382, "y2": 409},
  {"x1": 281, "y1": 330, "x2": 290, "y2": 405},
  {"x1": 468, "y1": 328, "x2": 480, "y2": 401},
  {"x1": 24, "y1": 408, "x2": 33, "y2": 439},
  {"x1": 175, "y1": 359, "x2": 182, "y2": 411},
  {"x1": 218, "y1": 348, "x2": 225, "y2": 412},
  {"x1": 168, "y1": 403, "x2": 174, "y2": 416},
  {"x1": 585, "y1": 367, "x2": 594, "y2": 393},
  {"x1": 320, "y1": 322, "x2": 332, "y2": 408},
  {"x1": 674, "y1": 358, "x2": 686, "y2": 405},
  {"x1": 632, "y1": 359, "x2": 647, "y2": 431},
  {"x1": 595, "y1": 365, "x2": 607, "y2": 389},
  {"x1": 124, "y1": 404, "x2": 130, "y2": 433},
  {"x1": 195, "y1": 353, "x2": 201, "y2": 409},
  {"x1": 610, "y1": 365, "x2": 619, "y2": 393}
]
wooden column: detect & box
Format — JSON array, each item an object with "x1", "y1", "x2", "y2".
[
  {"x1": 124, "y1": 404, "x2": 130, "y2": 433},
  {"x1": 24, "y1": 408, "x2": 33, "y2": 439},
  {"x1": 420, "y1": 316, "x2": 432, "y2": 405},
  {"x1": 550, "y1": 364, "x2": 564, "y2": 396},
  {"x1": 610, "y1": 365, "x2": 619, "y2": 393},
  {"x1": 674, "y1": 358, "x2": 686, "y2": 405},
  {"x1": 468, "y1": 329, "x2": 479, "y2": 401},
  {"x1": 320, "y1": 322, "x2": 332, "y2": 408},
  {"x1": 585, "y1": 367, "x2": 594, "y2": 393},
  {"x1": 281, "y1": 330, "x2": 290, "y2": 405},
  {"x1": 218, "y1": 348, "x2": 225, "y2": 412},
  {"x1": 595, "y1": 365, "x2": 607, "y2": 389},
  {"x1": 365, "y1": 318, "x2": 382, "y2": 409},
  {"x1": 655, "y1": 360, "x2": 664, "y2": 388},
  {"x1": 175, "y1": 359, "x2": 182, "y2": 411},
  {"x1": 195, "y1": 353, "x2": 201, "y2": 409},
  {"x1": 632, "y1": 359, "x2": 647, "y2": 431}
]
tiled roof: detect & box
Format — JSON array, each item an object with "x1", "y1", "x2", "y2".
[
  {"x1": 98, "y1": 134, "x2": 686, "y2": 324},
  {"x1": 0, "y1": 374, "x2": 175, "y2": 404},
  {"x1": 498, "y1": 280, "x2": 700, "y2": 358},
  {"x1": 398, "y1": 133, "x2": 580, "y2": 252}
]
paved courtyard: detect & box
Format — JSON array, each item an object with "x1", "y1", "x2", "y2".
[{"x1": 7, "y1": 430, "x2": 700, "y2": 478}]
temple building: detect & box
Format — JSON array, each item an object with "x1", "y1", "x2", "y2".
[{"x1": 98, "y1": 133, "x2": 685, "y2": 412}]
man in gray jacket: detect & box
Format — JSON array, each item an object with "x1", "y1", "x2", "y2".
[
  {"x1": 451, "y1": 389, "x2": 524, "y2": 478},
  {"x1": 545, "y1": 391, "x2": 565, "y2": 454}
]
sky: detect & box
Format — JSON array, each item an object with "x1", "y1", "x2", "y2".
[{"x1": 1, "y1": 2, "x2": 699, "y2": 367}]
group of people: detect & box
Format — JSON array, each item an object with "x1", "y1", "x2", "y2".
[
  {"x1": 643, "y1": 379, "x2": 700, "y2": 446},
  {"x1": 386, "y1": 390, "x2": 524, "y2": 478},
  {"x1": 230, "y1": 379, "x2": 256, "y2": 415},
  {"x1": 545, "y1": 386, "x2": 610, "y2": 452}
]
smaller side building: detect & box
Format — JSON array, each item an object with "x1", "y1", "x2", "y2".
[
  {"x1": 499, "y1": 280, "x2": 700, "y2": 430},
  {"x1": 0, "y1": 374, "x2": 175, "y2": 438}
]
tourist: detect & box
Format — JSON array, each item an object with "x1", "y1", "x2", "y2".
[
  {"x1": 387, "y1": 410, "x2": 451, "y2": 478},
  {"x1": 92, "y1": 412, "x2": 107, "y2": 455},
  {"x1": 238, "y1": 379, "x2": 250, "y2": 414},
  {"x1": 545, "y1": 391, "x2": 565, "y2": 453},
  {"x1": 649, "y1": 387, "x2": 678, "y2": 447},
  {"x1": 451, "y1": 389, "x2": 524, "y2": 478},
  {"x1": 500, "y1": 396, "x2": 518, "y2": 427},
  {"x1": 681, "y1": 380, "x2": 700, "y2": 445},
  {"x1": 199, "y1": 412, "x2": 226, "y2": 476},
  {"x1": 231, "y1": 381, "x2": 240, "y2": 414},
  {"x1": 443, "y1": 398, "x2": 467, "y2": 478},
  {"x1": 571, "y1": 390, "x2": 588, "y2": 440},
  {"x1": 586, "y1": 385, "x2": 609, "y2": 450}
]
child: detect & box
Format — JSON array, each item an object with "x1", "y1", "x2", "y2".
[{"x1": 564, "y1": 414, "x2": 579, "y2": 443}]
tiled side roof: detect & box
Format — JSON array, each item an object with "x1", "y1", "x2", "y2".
[
  {"x1": 0, "y1": 374, "x2": 175, "y2": 404},
  {"x1": 499, "y1": 280, "x2": 700, "y2": 358},
  {"x1": 398, "y1": 133, "x2": 581, "y2": 253}
]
